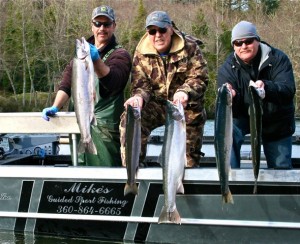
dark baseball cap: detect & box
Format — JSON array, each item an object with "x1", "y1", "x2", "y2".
[
  {"x1": 145, "y1": 11, "x2": 171, "y2": 28},
  {"x1": 92, "y1": 5, "x2": 115, "y2": 21}
]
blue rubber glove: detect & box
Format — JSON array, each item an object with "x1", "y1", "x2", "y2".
[
  {"x1": 42, "y1": 106, "x2": 58, "y2": 121},
  {"x1": 89, "y1": 43, "x2": 100, "y2": 62}
]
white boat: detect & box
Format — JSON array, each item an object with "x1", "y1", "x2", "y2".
[{"x1": 0, "y1": 113, "x2": 300, "y2": 243}]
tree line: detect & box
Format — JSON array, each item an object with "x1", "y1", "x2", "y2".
[{"x1": 0, "y1": 0, "x2": 299, "y2": 118}]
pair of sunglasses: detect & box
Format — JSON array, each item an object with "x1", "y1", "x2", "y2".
[
  {"x1": 233, "y1": 38, "x2": 256, "y2": 47},
  {"x1": 92, "y1": 21, "x2": 113, "y2": 28},
  {"x1": 147, "y1": 28, "x2": 168, "y2": 35}
]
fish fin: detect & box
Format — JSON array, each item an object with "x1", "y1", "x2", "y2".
[
  {"x1": 253, "y1": 179, "x2": 258, "y2": 194},
  {"x1": 90, "y1": 114, "x2": 97, "y2": 126},
  {"x1": 77, "y1": 140, "x2": 85, "y2": 154},
  {"x1": 184, "y1": 156, "x2": 187, "y2": 167},
  {"x1": 124, "y1": 183, "x2": 138, "y2": 196},
  {"x1": 222, "y1": 190, "x2": 234, "y2": 204},
  {"x1": 86, "y1": 140, "x2": 97, "y2": 154},
  {"x1": 78, "y1": 138, "x2": 97, "y2": 155},
  {"x1": 177, "y1": 182, "x2": 184, "y2": 194},
  {"x1": 157, "y1": 152, "x2": 162, "y2": 166},
  {"x1": 158, "y1": 207, "x2": 181, "y2": 224}
]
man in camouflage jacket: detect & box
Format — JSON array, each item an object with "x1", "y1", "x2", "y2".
[{"x1": 120, "y1": 11, "x2": 208, "y2": 167}]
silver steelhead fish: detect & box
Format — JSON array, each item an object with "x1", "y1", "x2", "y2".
[
  {"x1": 72, "y1": 37, "x2": 97, "y2": 154},
  {"x1": 158, "y1": 100, "x2": 186, "y2": 224},
  {"x1": 124, "y1": 104, "x2": 141, "y2": 196},
  {"x1": 214, "y1": 84, "x2": 234, "y2": 204},
  {"x1": 249, "y1": 85, "x2": 262, "y2": 194}
]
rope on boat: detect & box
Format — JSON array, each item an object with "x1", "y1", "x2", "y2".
[{"x1": 0, "y1": 211, "x2": 299, "y2": 229}]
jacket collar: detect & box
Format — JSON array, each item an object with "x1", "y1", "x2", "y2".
[
  {"x1": 232, "y1": 42, "x2": 272, "y2": 70},
  {"x1": 259, "y1": 42, "x2": 272, "y2": 69},
  {"x1": 135, "y1": 29, "x2": 185, "y2": 55}
]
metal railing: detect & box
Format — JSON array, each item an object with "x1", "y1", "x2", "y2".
[{"x1": 0, "y1": 112, "x2": 80, "y2": 165}]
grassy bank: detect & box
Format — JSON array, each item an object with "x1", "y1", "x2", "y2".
[{"x1": 0, "y1": 92, "x2": 57, "y2": 112}]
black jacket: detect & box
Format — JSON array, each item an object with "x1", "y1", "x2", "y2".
[{"x1": 217, "y1": 42, "x2": 295, "y2": 141}]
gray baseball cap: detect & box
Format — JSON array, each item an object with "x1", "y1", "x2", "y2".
[
  {"x1": 231, "y1": 21, "x2": 260, "y2": 45},
  {"x1": 92, "y1": 5, "x2": 115, "y2": 21},
  {"x1": 145, "y1": 11, "x2": 171, "y2": 29}
]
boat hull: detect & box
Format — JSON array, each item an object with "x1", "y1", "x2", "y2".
[{"x1": 1, "y1": 166, "x2": 300, "y2": 243}]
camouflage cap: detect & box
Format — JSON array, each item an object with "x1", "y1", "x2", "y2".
[
  {"x1": 145, "y1": 11, "x2": 171, "y2": 29},
  {"x1": 92, "y1": 5, "x2": 115, "y2": 21}
]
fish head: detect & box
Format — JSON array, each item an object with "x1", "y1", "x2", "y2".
[
  {"x1": 226, "y1": 86, "x2": 232, "y2": 106},
  {"x1": 166, "y1": 100, "x2": 184, "y2": 121},
  {"x1": 127, "y1": 104, "x2": 141, "y2": 120},
  {"x1": 75, "y1": 37, "x2": 90, "y2": 60},
  {"x1": 219, "y1": 84, "x2": 232, "y2": 106}
]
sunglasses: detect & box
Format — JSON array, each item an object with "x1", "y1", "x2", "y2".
[
  {"x1": 233, "y1": 38, "x2": 256, "y2": 47},
  {"x1": 92, "y1": 21, "x2": 113, "y2": 28},
  {"x1": 147, "y1": 28, "x2": 168, "y2": 35}
]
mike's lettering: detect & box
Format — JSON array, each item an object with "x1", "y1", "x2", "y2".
[{"x1": 64, "y1": 183, "x2": 113, "y2": 194}]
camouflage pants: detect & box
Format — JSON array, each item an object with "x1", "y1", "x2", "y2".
[{"x1": 119, "y1": 99, "x2": 206, "y2": 167}]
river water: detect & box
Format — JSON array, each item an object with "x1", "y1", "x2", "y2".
[
  {"x1": 0, "y1": 230, "x2": 122, "y2": 243},
  {"x1": 147, "y1": 119, "x2": 300, "y2": 159},
  {"x1": 151, "y1": 119, "x2": 300, "y2": 137}
]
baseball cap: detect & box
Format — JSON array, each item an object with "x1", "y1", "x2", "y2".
[
  {"x1": 231, "y1": 21, "x2": 260, "y2": 45},
  {"x1": 145, "y1": 11, "x2": 172, "y2": 29},
  {"x1": 92, "y1": 5, "x2": 115, "y2": 21}
]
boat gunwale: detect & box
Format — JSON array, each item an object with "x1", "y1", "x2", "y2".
[{"x1": 0, "y1": 166, "x2": 299, "y2": 183}]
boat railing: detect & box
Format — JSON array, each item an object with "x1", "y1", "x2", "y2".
[
  {"x1": 0, "y1": 211, "x2": 299, "y2": 229},
  {"x1": 0, "y1": 112, "x2": 80, "y2": 165}
]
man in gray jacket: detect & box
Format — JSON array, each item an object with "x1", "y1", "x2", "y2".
[{"x1": 218, "y1": 21, "x2": 295, "y2": 169}]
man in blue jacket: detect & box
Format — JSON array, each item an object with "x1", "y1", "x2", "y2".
[{"x1": 217, "y1": 21, "x2": 296, "y2": 169}]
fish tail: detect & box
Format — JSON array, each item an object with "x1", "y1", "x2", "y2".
[
  {"x1": 124, "y1": 183, "x2": 138, "y2": 196},
  {"x1": 91, "y1": 114, "x2": 97, "y2": 126},
  {"x1": 158, "y1": 207, "x2": 181, "y2": 224},
  {"x1": 222, "y1": 190, "x2": 234, "y2": 204},
  {"x1": 177, "y1": 182, "x2": 184, "y2": 194}
]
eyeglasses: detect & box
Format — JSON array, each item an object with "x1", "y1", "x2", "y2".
[
  {"x1": 147, "y1": 28, "x2": 168, "y2": 35},
  {"x1": 92, "y1": 21, "x2": 113, "y2": 28},
  {"x1": 233, "y1": 38, "x2": 256, "y2": 47}
]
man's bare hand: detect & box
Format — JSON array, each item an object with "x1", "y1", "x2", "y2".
[
  {"x1": 226, "y1": 83, "x2": 236, "y2": 97},
  {"x1": 173, "y1": 91, "x2": 188, "y2": 108},
  {"x1": 124, "y1": 95, "x2": 143, "y2": 110}
]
